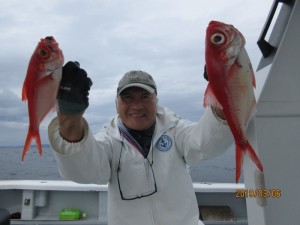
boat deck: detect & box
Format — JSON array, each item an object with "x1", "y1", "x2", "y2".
[{"x1": 0, "y1": 180, "x2": 247, "y2": 225}]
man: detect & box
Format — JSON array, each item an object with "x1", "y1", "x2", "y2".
[{"x1": 48, "y1": 61, "x2": 233, "y2": 225}]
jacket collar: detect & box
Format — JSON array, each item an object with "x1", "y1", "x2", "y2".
[{"x1": 106, "y1": 105, "x2": 180, "y2": 142}]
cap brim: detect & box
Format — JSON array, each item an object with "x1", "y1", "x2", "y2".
[{"x1": 118, "y1": 83, "x2": 155, "y2": 95}]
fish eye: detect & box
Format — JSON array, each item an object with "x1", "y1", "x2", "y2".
[
  {"x1": 39, "y1": 49, "x2": 47, "y2": 56},
  {"x1": 37, "y1": 48, "x2": 50, "y2": 58},
  {"x1": 211, "y1": 33, "x2": 225, "y2": 45}
]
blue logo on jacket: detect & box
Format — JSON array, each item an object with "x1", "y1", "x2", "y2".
[{"x1": 156, "y1": 135, "x2": 172, "y2": 152}]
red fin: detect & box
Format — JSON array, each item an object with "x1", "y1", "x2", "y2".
[
  {"x1": 235, "y1": 141, "x2": 263, "y2": 183},
  {"x1": 245, "y1": 142, "x2": 263, "y2": 172},
  {"x1": 22, "y1": 129, "x2": 43, "y2": 161},
  {"x1": 22, "y1": 81, "x2": 28, "y2": 101},
  {"x1": 235, "y1": 146, "x2": 245, "y2": 183},
  {"x1": 203, "y1": 84, "x2": 223, "y2": 109}
]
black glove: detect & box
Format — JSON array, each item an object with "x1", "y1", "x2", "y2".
[
  {"x1": 203, "y1": 64, "x2": 208, "y2": 81},
  {"x1": 58, "y1": 61, "x2": 93, "y2": 114}
]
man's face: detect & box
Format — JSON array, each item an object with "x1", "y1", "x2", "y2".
[{"x1": 116, "y1": 87, "x2": 157, "y2": 131}]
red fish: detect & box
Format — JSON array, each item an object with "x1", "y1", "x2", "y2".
[
  {"x1": 21, "y1": 36, "x2": 64, "y2": 161},
  {"x1": 204, "y1": 21, "x2": 263, "y2": 183}
]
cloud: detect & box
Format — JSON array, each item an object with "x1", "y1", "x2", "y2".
[
  {"x1": 0, "y1": 89, "x2": 27, "y2": 122},
  {"x1": 0, "y1": 0, "x2": 274, "y2": 145}
]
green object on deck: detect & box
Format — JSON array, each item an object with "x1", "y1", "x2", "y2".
[{"x1": 59, "y1": 208, "x2": 87, "y2": 220}]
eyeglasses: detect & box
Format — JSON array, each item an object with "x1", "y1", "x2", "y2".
[{"x1": 117, "y1": 143, "x2": 157, "y2": 200}]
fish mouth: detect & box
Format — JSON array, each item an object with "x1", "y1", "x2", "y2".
[
  {"x1": 208, "y1": 20, "x2": 224, "y2": 26},
  {"x1": 207, "y1": 21, "x2": 227, "y2": 30},
  {"x1": 45, "y1": 36, "x2": 54, "y2": 41},
  {"x1": 207, "y1": 21, "x2": 234, "y2": 35},
  {"x1": 44, "y1": 37, "x2": 59, "y2": 53}
]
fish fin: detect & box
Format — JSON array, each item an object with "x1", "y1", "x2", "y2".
[
  {"x1": 235, "y1": 146, "x2": 245, "y2": 183},
  {"x1": 245, "y1": 141, "x2": 264, "y2": 172},
  {"x1": 22, "y1": 132, "x2": 32, "y2": 161},
  {"x1": 22, "y1": 129, "x2": 43, "y2": 161},
  {"x1": 203, "y1": 84, "x2": 223, "y2": 109},
  {"x1": 235, "y1": 141, "x2": 263, "y2": 183},
  {"x1": 22, "y1": 81, "x2": 28, "y2": 101}
]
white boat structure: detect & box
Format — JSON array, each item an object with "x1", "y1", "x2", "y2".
[
  {"x1": 0, "y1": 181, "x2": 246, "y2": 225},
  {"x1": 1, "y1": 0, "x2": 300, "y2": 224}
]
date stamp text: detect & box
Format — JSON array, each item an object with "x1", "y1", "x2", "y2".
[{"x1": 235, "y1": 189, "x2": 281, "y2": 198}]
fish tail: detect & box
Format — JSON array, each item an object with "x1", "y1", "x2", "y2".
[
  {"x1": 245, "y1": 141, "x2": 264, "y2": 172},
  {"x1": 22, "y1": 129, "x2": 43, "y2": 161},
  {"x1": 235, "y1": 141, "x2": 263, "y2": 183},
  {"x1": 235, "y1": 146, "x2": 245, "y2": 183},
  {"x1": 22, "y1": 132, "x2": 33, "y2": 161},
  {"x1": 35, "y1": 133, "x2": 43, "y2": 156}
]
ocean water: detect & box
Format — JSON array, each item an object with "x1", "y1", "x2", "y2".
[{"x1": 0, "y1": 145, "x2": 243, "y2": 183}]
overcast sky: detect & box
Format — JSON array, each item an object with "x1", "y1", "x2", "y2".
[{"x1": 0, "y1": 0, "x2": 273, "y2": 147}]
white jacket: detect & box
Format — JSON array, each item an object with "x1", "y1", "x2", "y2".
[{"x1": 48, "y1": 106, "x2": 233, "y2": 225}]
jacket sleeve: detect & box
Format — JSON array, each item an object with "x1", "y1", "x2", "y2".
[
  {"x1": 48, "y1": 117, "x2": 112, "y2": 184},
  {"x1": 175, "y1": 107, "x2": 234, "y2": 165}
]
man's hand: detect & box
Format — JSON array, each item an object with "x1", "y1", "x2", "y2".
[
  {"x1": 57, "y1": 61, "x2": 92, "y2": 142},
  {"x1": 58, "y1": 61, "x2": 93, "y2": 114}
]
